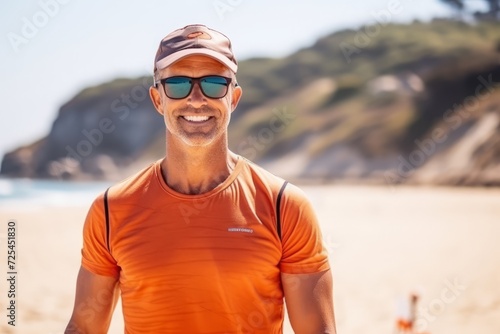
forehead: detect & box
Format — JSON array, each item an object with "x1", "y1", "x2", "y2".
[{"x1": 160, "y1": 55, "x2": 231, "y2": 77}]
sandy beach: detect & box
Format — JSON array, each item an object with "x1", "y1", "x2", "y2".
[{"x1": 0, "y1": 185, "x2": 499, "y2": 333}]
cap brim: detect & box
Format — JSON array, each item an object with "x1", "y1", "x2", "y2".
[{"x1": 156, "y1": 49, "x2": 237, "y2": 73}]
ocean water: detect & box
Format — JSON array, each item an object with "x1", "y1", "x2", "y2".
[{"x1": 0, "y1": 178, "x2": 112, "y2": 209}]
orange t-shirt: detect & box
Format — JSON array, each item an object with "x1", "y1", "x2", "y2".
[{"x1": 81, "y1": 156, "x2": 329, "y2": 333}]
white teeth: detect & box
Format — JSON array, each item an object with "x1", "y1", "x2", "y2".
[{"x1": 183, "y1": 115, "x2": 210, "y2": 122}]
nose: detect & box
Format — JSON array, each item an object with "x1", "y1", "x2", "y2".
[{"x1": 187, "y1": 82, "x2": 207, "y2": 108}]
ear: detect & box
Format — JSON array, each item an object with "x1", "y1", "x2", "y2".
[
  {"x1": 230, "y1": 85, "x2": 242, "y2": 113},
  {"x1": 149, "y1": 86, "x2": 164, "y2": 115}
]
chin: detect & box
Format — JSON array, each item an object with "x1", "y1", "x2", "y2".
[
  {"x1": 169, "y1": 126, "x2": 225, "y2": 147},
  {"x1": 180, "y1": 135, "x2": 217, "y2": 147}
]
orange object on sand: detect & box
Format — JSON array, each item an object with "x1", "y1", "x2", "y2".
[{"x1": 394, "y1": 292, "x2": 428, "y2": 334}]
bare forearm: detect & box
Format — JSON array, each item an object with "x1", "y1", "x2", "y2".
[
  {"x1": 66, "y1": 267, "x2": 120, "y2": 334},
  {"x1": 283, "y1": 270, "x2": 336, "y2": 334}
]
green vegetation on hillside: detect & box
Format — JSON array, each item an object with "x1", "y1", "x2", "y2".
[{"x1": 228, "y1": 19, "x2": 500, "y2": 163}]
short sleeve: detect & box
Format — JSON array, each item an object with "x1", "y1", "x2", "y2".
[
  {"x1": 81, "y1": 193, "x2": 120, "y2": 278},
  {"x1": 279, "y1": 184, "x2": 330, "y2": 274}
]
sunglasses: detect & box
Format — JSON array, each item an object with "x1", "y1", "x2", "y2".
[{"x1": 156, "y1": 75, "x2": 233, "y2": 99}]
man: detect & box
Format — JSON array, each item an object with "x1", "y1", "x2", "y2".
[{"x1": 66, "y1": 24, "x2": 336, "y2": 334}]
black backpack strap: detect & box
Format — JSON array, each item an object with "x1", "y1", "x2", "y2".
[
  {"x1": 103, "y1": 187, "x2": 111, "y2": 252},
  {"x1": 276, "y1": 181, "x2": 289, "y2": 241}
]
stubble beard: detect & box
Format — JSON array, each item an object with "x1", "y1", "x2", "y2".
[{"x1": 168, "y1": 106, "x2": 228, "y2": 147}]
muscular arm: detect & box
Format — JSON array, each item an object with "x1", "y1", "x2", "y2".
[
  {"x1": 282, "y1": 269, "x2": 336, "y2": 334},
  {"x1": 65, "y1": 266, "x2": 120, "y2": 334}
]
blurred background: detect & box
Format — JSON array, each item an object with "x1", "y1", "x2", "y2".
[{"x1": 0, "y1": 1, "x2": 499, "y2": 333}]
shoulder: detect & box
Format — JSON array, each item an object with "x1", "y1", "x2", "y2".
[
  {"x1": 281, "y1": 182, "x2": 311, "y2": 207},
  {"x1": 240, "y1": 156, "x2": 309, "y2": 201},
  {"x1": 85, "y1": 160, "x2": 161, "y2": 227},
  {"x1": 239, "y1": 156, "x2": 286, "y2": 191},
  {"x1": 104, "y1": 160, "x2": 160, "y2": 202}
]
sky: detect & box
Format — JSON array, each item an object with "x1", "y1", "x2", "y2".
[{"x1": 0, "y1": 0, "x2": 485, "y2": 163}]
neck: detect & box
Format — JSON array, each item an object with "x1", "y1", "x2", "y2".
[{"x1": 160, "y1": 135, "x2": 237, "y2": 195}]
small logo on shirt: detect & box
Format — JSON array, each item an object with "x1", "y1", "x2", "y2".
[{"x1": 228, "y1": 227, "x2": 254, "y2": 234}]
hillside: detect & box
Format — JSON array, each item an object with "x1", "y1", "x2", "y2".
[{"x1": 2, "y1": 19, "x2": 500, "y2": 185}]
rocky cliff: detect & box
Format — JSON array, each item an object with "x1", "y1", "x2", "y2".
[
  {"x1": 2, "y1": 20, "x2": 500, "y2": 185},
  {"x1": 1, "y1": 77, "x2": 164, "y2": 180}
]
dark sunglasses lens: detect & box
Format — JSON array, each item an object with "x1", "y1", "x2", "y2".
[
  {"x1": 164, "y1": 77, "x2": 192, "y2": 98},
  {"x1": 200, "y1": 76, "x2": 229, "y2": 98}
]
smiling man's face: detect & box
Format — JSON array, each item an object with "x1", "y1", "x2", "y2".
[{"x1": 151, "y1": 55, "x2": 242, "y2": 147}]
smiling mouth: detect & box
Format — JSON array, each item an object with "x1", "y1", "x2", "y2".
[{"x1": 182, "y1": 115, "x2": 212, "y2": 123}]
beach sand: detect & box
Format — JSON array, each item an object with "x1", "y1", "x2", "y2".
[{"x1": 0, "y1": 185, "x2": 499, "y2": 333}]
